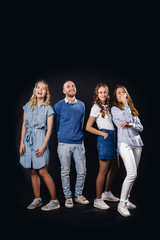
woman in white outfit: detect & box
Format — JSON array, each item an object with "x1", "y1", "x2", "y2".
[{"x1": 111, "y1": 85, "x2": 143, "y2": 217}]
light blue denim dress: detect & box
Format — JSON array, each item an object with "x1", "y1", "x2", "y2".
[{"x1": 20, "y1": 102, "x2": 54, "y2": 169}]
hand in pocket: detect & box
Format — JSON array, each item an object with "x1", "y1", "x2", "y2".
[{"x1": 103, "y1": 132, "x2": 108, "y2": 139}]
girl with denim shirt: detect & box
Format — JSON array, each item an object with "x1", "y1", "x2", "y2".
[
  {"x1": 19, "y1": 81, "x2": 60, "y2": 211},
  {"x1": 86, "y1": 83, "x2": 119, "y2": 210},
  {"x1": 111, "y1": 85, "x2": 143, "y2": 217}
]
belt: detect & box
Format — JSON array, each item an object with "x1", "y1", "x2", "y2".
[{"x1": 25, "y1": 128, "x2": 45, "y2": 149}]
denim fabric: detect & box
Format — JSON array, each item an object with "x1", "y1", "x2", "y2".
[
  {"x1": 20, "y1": 102, "x2": 54, "y2": 169},
  {"x1": 97, "y1": 129, "x2": 116, "y2": 160},
  {"x1": 57, "y1": 142, "x2": 86, "y2": 198}
]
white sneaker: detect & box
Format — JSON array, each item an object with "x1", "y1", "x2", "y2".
[
  {"x1": 127, "y1": 200, "x2": 136, "y2": 209},
  {"x1": 117, "y1": 201, "x2": 131, "y2": 217},
  {"x1": 27, "y1": 198, "x2": 42, "y2": 209},
  {"x1": 93, "y1": 198, "x2": 110, "y2": 210},
  {"x1": 65, "y1": 198, "x2": 74, "y2": 208},
  {"x1": 74, "y1": 195, "x2": 89, "y2": 205},
  {"x1": 102, "y1": 191, "x2": 119, "y2": 202},
  {"x1": 41, "y1": 200, "x2": 60, "y2": 211}
]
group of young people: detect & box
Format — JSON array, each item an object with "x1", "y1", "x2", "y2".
[{"x1": 19, "y1": 80, "x2": 143, "y2": 217}]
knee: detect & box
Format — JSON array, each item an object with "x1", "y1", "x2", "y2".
[
  {"x1": 77, "y1": 164, "x2": 86, "y2": 176},
  {"x1": 98, "y1": 169, "x2": 107, "y2": 177},
  {"x1": 31, "y1": 169, "x2": 38, "y2": 177},
  {"x1": 39, "y1": 169, "x2": 48, "y2": 178},
  {"x1": 61, "y1": 168, "x2": 70, "y2": 177},
  {"x1": 126, "y1": 171, "x2": 137, "y2": 182}
]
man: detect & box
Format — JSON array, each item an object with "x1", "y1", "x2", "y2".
[{"x1": 54, "y1": 81, "x2": 89, "y2": 208}]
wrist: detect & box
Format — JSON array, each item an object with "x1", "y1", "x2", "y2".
[
  {"x1": 101, "y1": 132, "x2": 106, "y2": 137},
  {"x1": 42, "y1": 143, "x2": 46, "y2": 149},
  {"x1": 123, "y1": 101, "x2": 128, "y2": 107}
]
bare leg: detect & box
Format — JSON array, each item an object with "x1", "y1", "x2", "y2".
[
  {"x1": 31, "y1": 168, "x2": 40, "y2": 198},
  {"x1": 96, "y1": 160, "x2": 111, "y2": 199},
  {"x1": 39, "y1": 165, "x2": 57, "y2": 200},
  {"x1": 105, "y1": 158, "x2": 119, "y2": 192}
]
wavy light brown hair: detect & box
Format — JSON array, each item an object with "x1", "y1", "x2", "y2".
[
  {"x1": 29, "y1": 81, "x2": 51, "y2": 110},
  {"x1": 112, "y1": 85, "x2": 139, "y2": 116},
  {"x1": 93, "y1": 83, "x2": 111, "y2": 118}
]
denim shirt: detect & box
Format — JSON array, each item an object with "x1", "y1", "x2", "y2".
[{"x1": 111, "y1": 106, "x2": 143, "y2": 149}]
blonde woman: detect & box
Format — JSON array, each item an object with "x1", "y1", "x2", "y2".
[
  {"x1": 19, "y1": 81, "x2": 60, "y2": 211},
  {"x1": 86, "y1": 83, "x2": 119, "y2": 210},
  {"x1": 111, "y1": 85, "x2": 143, "y2": 217}
]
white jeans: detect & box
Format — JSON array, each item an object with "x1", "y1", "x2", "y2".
[{"x1": 119, "y1": 142, "x2": 142, "y2": 202}]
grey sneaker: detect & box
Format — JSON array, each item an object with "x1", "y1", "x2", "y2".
[
  {"x1": 27, "y1": 198, "x2": 42, "y2": 209},
  {"x1": 74, "y1": 195, "x2": 89, "y2": 205},
  {"x1": 41, "y1": 200, "x2": 60, "y2": 211},
  {"x1": 65, "y1": 198, "x2": 74, "y2": 208}
]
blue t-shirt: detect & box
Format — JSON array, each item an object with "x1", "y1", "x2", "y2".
[{"x1": 54, "y1": 99, "x2": 85, "y2": 144}]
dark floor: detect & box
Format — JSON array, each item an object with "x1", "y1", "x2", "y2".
[
  {"x1": 2, "y1": 178, "x2": 156, "y2": 240},
  {"x1": 9, "y1": 185, "x2": 149, "y2": 235}
]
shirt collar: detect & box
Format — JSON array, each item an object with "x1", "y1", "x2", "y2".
[
  {"x1": 65, "y1": 97, "x2": 77, "y2": 104},
  {"x1": 35, "y1": 102, "x2": 46, "y2": 108}
]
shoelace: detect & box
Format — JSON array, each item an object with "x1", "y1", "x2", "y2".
[
  {"x1": 46, "y1": 200, "x2": 58, "y2": 207},
  {"x1": 67, "y1": 199, "x2": 73, "y2": 204},
  {"x1": 79, "y1": 195, "x2": 86, "y2": 201},
  {"x1": 31, "y1": 199, "x2": 41, "y2": 205}
]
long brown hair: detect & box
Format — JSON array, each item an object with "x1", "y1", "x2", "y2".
[
  {"x1": 112, "y1": 85, "x2": 139, "y2": 116},
  {"x1": 93, "y1": 83, "x2": 111, "y2": 118},
  {"x1": 29, "y1": 81, "x2": 51, "y2": 110}
]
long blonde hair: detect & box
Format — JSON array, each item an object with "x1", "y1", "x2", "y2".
[
  {"x1": 29, "y1": 81, "x2": 51, "y2": 110},
  {"x1": 93, "y1": 83, "x2": 111, "y2": 118},
  {"x1": 112, "y1": 85, "x2": 139, "y2": 116}
]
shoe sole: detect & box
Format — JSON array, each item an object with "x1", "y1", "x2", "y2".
[
  {"x1": 27, "y1": 202, "x2": 42, "y2": 209},
  {"x1": 102, "y1": 195, "x2": 120, "y2": 202},
  {"x1": 117, "y1": 208, "x2": 131, "y2": 217},
  {"x1": 74, "y1": 199, "x2": 89, "y2": 205},
  {"x1": 102, "y1": 198, "x2": 119, "y2": 202},
  {"x1": 41, "y1": 204, "x2": 60, "y2": 211},
  {"x1": 127, "y1": 205, "x2": 137, "y2": 210},
  {"x1": 93, "y1": 204, "x2": 110, "y2": 210}
]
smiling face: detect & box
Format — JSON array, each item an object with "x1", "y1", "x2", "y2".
[
  {"x1": 98, "y1": 86, "x2": 109, "y2": 103},
  {"x1": 63, "y1": 81, "x2": 77, "y2": 98},
  {"x1": 35, "y1": 82, "x2": 47, "y2": 100}
]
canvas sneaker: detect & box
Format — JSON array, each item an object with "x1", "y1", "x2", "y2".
[
  {"x1": 74, "y1": 195, "x2": 89, "y2": 205},
  {"x1": 41, "y1": 200, "x2": 60, "y2": 211},
  {"x1": 27, "y1": 198, "x2": 42, "y2": 209},
  {"x1": 117, "y1": 201, "x2": 131, "y2": 217},
  {"x1": 65, "y1": 198, "x2": 74, "y2": 208},
  {"x1": 102, "y1": 191, "x2": 119, "y2": 202},
  {"x1": 127, "y1": 200, "x2": 136, "y2": 209},
  {"x1": 93, "y1": 198, "x2": 110, "y2": 210}
]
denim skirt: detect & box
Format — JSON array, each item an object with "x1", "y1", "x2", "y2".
[{"x1": 97, "y1": 129, "x2": 116, "y2": 160}]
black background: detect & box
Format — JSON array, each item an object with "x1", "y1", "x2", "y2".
[{"x1": 5, "y1": 56, "x2": 156, "y2": 238}]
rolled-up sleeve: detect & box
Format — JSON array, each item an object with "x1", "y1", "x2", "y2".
[{"x1": 132, "y1": 116, "x2": 143, "y2": 132}]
